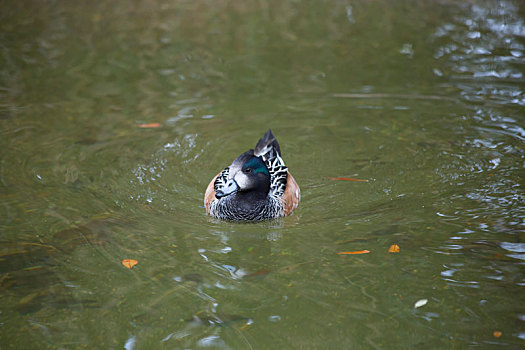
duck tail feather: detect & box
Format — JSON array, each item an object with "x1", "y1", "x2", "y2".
[{"x1": 254, "y1": 129, "x2": 281, "y2": 157}]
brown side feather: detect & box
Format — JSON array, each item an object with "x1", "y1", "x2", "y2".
[
  {"x1": 282, "y1": 171, "x2": 300, "y2": 216},
  {"x1": 204, "y1": 173, "x2": 220, "y2": 214}
]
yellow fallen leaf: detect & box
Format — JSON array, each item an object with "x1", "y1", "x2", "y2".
[
  {"x1": 122, "y1": 259, "x2": 138, "y2": 269},
  {"x1": 137, "y1": 123, "x2": 162, "y2": 128},
  {"x1": 337, "y1": 250, "x2": 370, "y2": 255},
  {"x1": 328, "y1": 177, "x2": 369, "y2": 182},
  {"x1": 493, "y1": 331, "x2": 502, "y2": 338},
  {"x1": 388, "y1": 244, "x2": 400, "y2": 253}
]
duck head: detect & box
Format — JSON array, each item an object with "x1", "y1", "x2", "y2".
[{"x1": 215, "y1": 150, "x2": 270, "y2": 199}]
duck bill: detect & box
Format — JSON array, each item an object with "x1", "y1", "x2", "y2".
[{"x1": 215, "y1": 179, "x2": 239, "y2": 199}]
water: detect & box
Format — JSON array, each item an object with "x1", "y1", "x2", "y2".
[{"x1": 1, "y1": 0, "x2": 524, "y2": 348}]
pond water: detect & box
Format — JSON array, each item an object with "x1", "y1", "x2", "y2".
[{"x1": 1, "y1": 0, "x2": 524, "y2": 348}]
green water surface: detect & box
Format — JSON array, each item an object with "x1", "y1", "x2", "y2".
[{"x1": 1, "y1": 0, "x2": 524, "y2": 348}]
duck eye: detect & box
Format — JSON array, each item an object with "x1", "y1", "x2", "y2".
[{"x1": 244, "y1": 168, "x2": 252, "y2": 173}]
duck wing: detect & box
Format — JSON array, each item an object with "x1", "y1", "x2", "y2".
[
  {"x1": 254, "y1": 129, "x2": 288, "y2": 197},
  {"x1": 204, "y1": 167, "x2": 229, "y2": 213},
  {"x1": 213, "y1": 166, "x2": 230, "y2": 192}
]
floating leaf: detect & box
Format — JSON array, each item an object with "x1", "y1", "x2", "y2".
[
  {"x1": 388, "y1": 244, "x2": 400, "y2": 253},
  {"x1": 493, "y1": 331, "x2": 502, "y2": 338},
  {"x1": 122, "y1": 259, "x2": 138, "y2": 269},
  {"x1": 337, "y1": 250, "x2": 370, "y2": 255},
  {"x1": 328, "y1": 177, "x2": 369, "y2": 182},
  {"x1": 137, "y1": 123, "x2": 162, "y2": 128},
  {"x1": 245, "y1": 269, "x2": 271, "y2": 278},
  {"x1": 239, "y1": 322, "x2": 252, "y2": 331},
  {"x1": 414, "y1": 299, "x2": 428, "y2": 308}
]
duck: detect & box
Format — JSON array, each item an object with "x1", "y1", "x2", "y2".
[{"x1": 204, "y1": 129, "x2": 300, "y2": 221}]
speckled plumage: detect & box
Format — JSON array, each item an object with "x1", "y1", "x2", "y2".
[
  {"x1": 208, "y1": 194, "x2": 283, "y2": 221},
  {"x1": 204, "y1": 130, "x2": 300, "y2": 221}
]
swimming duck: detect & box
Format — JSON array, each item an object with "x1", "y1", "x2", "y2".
[{"x1": 204, "y1": 129, "x2": 300, "y2": 221}]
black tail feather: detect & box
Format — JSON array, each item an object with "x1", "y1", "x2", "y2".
[{"x1": 254, "y1": 129, "x2": 281, "y2": 157}]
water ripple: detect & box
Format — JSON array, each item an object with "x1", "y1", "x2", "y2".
[{"x1": 434, "y1": 0, "x2": 525, "y2": 106}]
